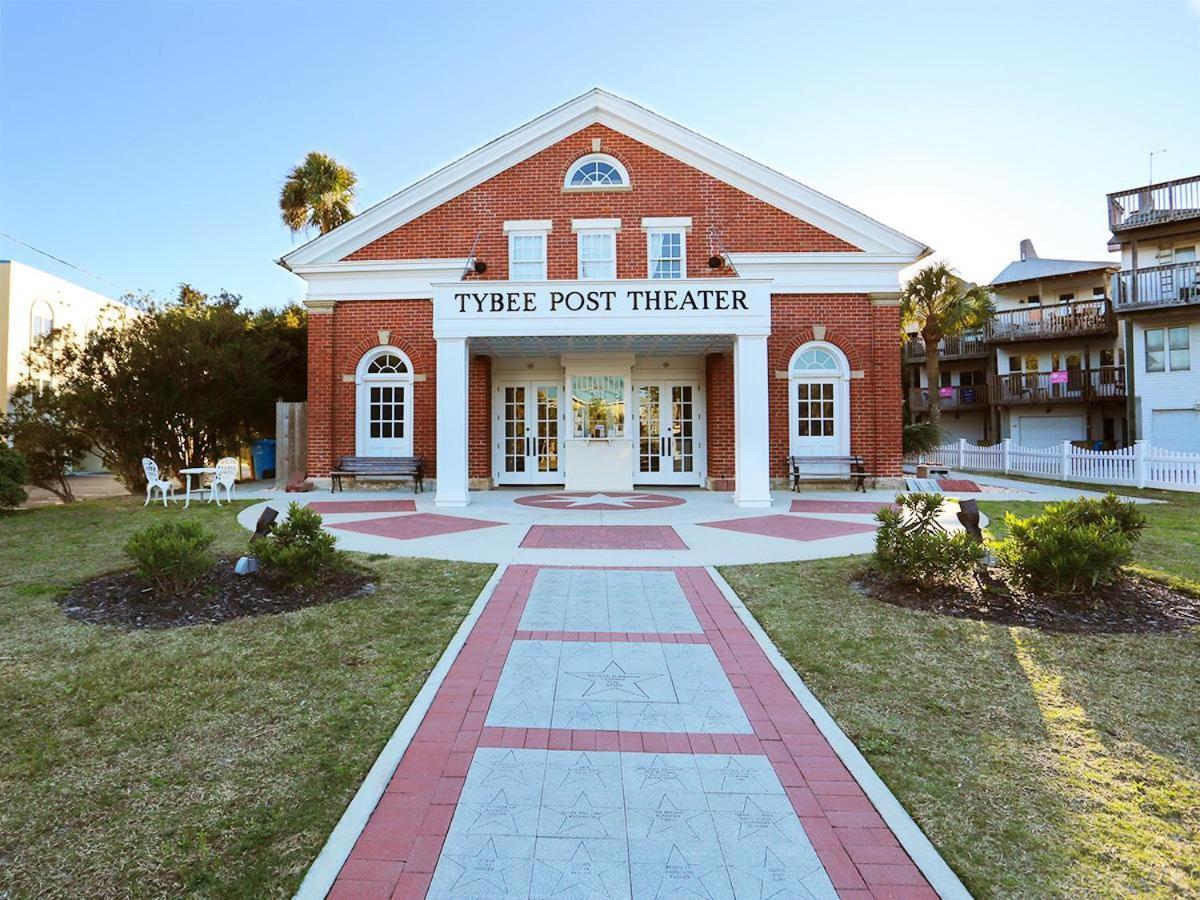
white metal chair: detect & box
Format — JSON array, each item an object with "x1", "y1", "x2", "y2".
[
  {"x1": 142, "y1": 458, "x2": 175, "y2": 507},
  {"x1": 211, "y1": 457, "x2": 239, "y2": 505}
]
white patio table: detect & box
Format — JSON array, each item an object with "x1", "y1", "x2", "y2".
[{"x1": 179, "y1": 466, "x2": 218, "y2": 509}]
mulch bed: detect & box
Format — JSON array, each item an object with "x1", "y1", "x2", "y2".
[
  {"x1": 854, "y1": 569, "x2": 1200, "y2": 634},
  {"x1": 60, "y1": 557, "x2": 376, "y2": 630}
]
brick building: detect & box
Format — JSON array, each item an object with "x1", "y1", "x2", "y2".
[{"x1": 281, "y1": 90, "x2": 928, "y2": 507}]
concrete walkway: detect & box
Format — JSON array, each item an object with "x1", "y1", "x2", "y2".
[
  {"x1": 240, "y1": 488, "x2": 979, "y2": 566},
  {"x1": 300, "y1": 563, "x2": 969, "y2": 900}
]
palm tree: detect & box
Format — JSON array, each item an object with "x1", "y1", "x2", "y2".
[
  {"x1": 279, "y1": 152, "x2": 357, "y2": 236},
  {"x1": 900, "y1": 262, "x2": 994, "y2": 425}
]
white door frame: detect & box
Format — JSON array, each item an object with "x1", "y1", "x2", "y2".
[
  {"x1": 492, "y1": 379, "x2": 566, "y2": 485},
  {"x1": 355, "y1": 346, "x2": 415, "y2": 457},
  {"x1": 787, "y1": 341, "x2": 851, "y2": 467},
  {"x1": 632, "y1": 379, "x2": 705, "y2": 486}
]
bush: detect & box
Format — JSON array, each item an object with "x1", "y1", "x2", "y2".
[
  {"x1": 874, "y1": 492, "x2": 985, "y2": 586},
  {"x1": 993, "y1": 495, "x2": 1144, "y2": 597},
  {"x1": 902, "y1": 421, "x2": 944, "y2": 458},
  {"x1": 0, "y1": 444, "x2": 29, "y2": 509},
  {"x1": 123, "y1": 520, "x2": 216, "y2": 595},
  {"x1": 255, "y1": 502, "x2": 341, "y2": 584}
]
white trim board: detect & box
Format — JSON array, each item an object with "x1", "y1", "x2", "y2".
[
  {"x1": 293, "y1": 564, "x2": 508, "y2": 900},
  {"x1": 278, "y1": 88, "x2": 930, "y2": 269},
  {"x1": 704, "y1": 566, "x2": 971, "y2": 900}
]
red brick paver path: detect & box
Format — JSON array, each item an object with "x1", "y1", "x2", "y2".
[
  {"x1": 519, "y1": 525, "x2": 688, "y2": 550},
  {"x1": 324, "y1": 566, "x2": 934, "y2": 899}
]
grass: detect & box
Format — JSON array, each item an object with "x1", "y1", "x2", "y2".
[
  {"x1": 723, "y1": 488, "x2": 1200, "y2": 898},
  {"x1": 0, "y1": 498, "x2": 493, "y2": 898}
]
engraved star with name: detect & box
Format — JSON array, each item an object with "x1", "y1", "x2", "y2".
[{"x1": 563, "y1": 660, "x2": 663, "y2": 700}]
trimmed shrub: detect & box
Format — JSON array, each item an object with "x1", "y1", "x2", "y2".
[
  {"x1": 123, "y1": 520, "x2": 216, "y2": 595},
  {"x1": 993, "y1": 495, "x2": 1143, "y2": 597},
  {"x1": 874, "y1": 493, "x2": 985, "y2": 586},
  {"x1": 255, "y1": 502, "x2": 341, "y2": 584},
  {"x1": 0, "y1": 444, "x2": 28, "y2": 509}
]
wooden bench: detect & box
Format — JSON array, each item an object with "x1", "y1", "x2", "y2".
[
  {"x1": 330, "y1": 456, "x2": 425, "y2": 493},
  {"x1": 785, "y1": 454, "x2": 877, "y2": 493}
]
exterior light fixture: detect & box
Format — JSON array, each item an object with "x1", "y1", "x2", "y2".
[{"x1": 708, "y1": 255, "x2": 724, "y2": 269}]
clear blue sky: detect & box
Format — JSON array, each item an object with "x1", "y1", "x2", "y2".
[{"x1": 2, "y1": 0, "x2": 1197, "y2": 308}]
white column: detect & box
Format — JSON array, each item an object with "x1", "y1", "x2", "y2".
[
  {"x1": 732, "y1": 334, "x2": 772, "y2": 508},
  {"x1": 435, "y1": 337, "x2": 470, "y2": 507}
]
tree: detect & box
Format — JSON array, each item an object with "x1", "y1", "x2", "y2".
[
  {"x1": 900, "y1": 263, "x2": 994, "y2": 425},
  {"x1": 0, "y1": 443, "x2": 28, "y2": 508},
  {"x1": 24, "y1": 285, "x2": 307, "y2": 490},
  {"x1": 280, "y1": 151, "x2": 357, "y2": 235},
  {"x1": 2, "y1": 373, "x2": 91, "y2": 503}
]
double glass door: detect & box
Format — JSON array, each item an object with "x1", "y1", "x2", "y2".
[
  {"x1": 495, "y1": 382, "x2": 563, "y2": 484},
  {"x1": 634, "y1": 381, "x2": 701, "y2": 485}
]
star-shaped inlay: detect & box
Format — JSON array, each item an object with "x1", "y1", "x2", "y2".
[
  {"x1": 633, "y1": 754, "x2": 694, "y2": 790},
  {"x1": 564, "y1": 660, "x2": 663, "y2": 700},
  {"x1": 696, "y1": 706, "x2": 743, "y2": 732},
  {"x1": 479, "y1": 749, "x2": 533, "y2": 788},
  {"x1": 540, "y1": 841, "x2": 621, "y2": 898},
  {"x1": 465, "y1": 789, "x2": 522, "y2": 835},
  {"x1": 715, "y1": 758, "x2": 770, "y2": 791},
  {"x1": 653, "y1": 844, "x2": 724, "y2": 898},
  {"x1": 740, "y1": 847, "x2": 819, "y2": 900},
  {"x1": 554, "y1": 753, "x2": 613, "y2": 790},
  {"x1": 730, "y1": 797, "x2": 791, "y2": 840},
  {"x1": 557, "y1": 702, "x2": 611, "y2": 729},
  {"x1": 546, "y1": 791, "x2": 611, "y2": 836},
  {"x1": 528, "y1": 492, "x2": 672, "y2": 509},
  {"x1": 441, "y1": 837, "x2": 521, "y2": 894},
  {"x1": 639, "y1": 795, "x2": 710, "y2": 840}
]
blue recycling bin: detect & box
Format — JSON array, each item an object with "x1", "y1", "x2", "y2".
[{"x1": 251, "y1": 439, "x2": 277, "y2": 480}]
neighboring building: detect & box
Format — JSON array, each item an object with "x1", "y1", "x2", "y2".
[
  {"x1": 904, "y1": 241, "x2": 1123, "y2": 448},
  {"x1": 281, "y1": 89, "x2": 929, "y2": 507},
  {"x1": 1108, "y1": 174, "x2": 1200, "y2": 451},
  {"x1": 0, "y1": 260, "x2": 128, "y2": 470}
]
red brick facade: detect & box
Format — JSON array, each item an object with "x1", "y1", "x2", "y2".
[{"x1": 304, "y1": 124, "x2": 903, "y2": 484}]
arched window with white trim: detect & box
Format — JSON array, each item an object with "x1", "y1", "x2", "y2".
[
  {"x1": 563, "y1": 154, "x2": 630, "y2": 191},
  {"x1": 31, "y1": 301, "x2": 55, "y2": 342},
  {"x1": 356, "y1": 347, "x2": 415, "y2": 457},
  {"x1": 788, "y1": 341, "x2": 851, "y2": 463}
]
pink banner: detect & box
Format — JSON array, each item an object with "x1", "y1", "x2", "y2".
[
  {"x1": 939, "y1": 386, "x2": 954, "y2": 398},
  {"x1": 1050, "y1": 370, "x2": 1069, "y2": 384}
]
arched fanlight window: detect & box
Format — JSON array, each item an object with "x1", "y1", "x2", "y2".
[
  {"x1": 791, "y1": 346, "x2": 841, "y2": 373},
  {"x1": 564, "y1": 154, "x2": 630, "y2": 190},
  {"x1": 366, "y1": 353, "x2": 409, "y2": 375}
]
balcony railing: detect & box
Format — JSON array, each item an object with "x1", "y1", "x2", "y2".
[
  {"x1": 984, "y1": 298, "x2": 1115, "y2": 343},
  {"x1": 1113, "y1": 260, "x2": 1200, "y2": 312},
  {"x1": 901, "y1": 332, "x2": 989, "y2": 363},
  {"x1": 990, "y1": 367, "x2": 1126, "y2": 406},
  {"x1": 908, "y1": 384, "x2": 988, "y2": 412},
  {"x1": 1108, "y1": 174, "x2": 1200, "y2": 232}
]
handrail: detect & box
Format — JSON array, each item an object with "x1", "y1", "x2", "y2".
[
  {"x1": 989, "y1": 366, "x2": 1125, "y2": 405},
  {"x1": 984, "y1": 298, "x2": 1114, "y2": 342},
  {"x1": 1113, "y1": 260, "x2": 1200, "y2": 311},
  {"x1": 1108, "y1": 174, "x2": 1200, "y2": 231}
]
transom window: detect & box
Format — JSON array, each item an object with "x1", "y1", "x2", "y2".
[
  {"x1": 791, "y1": 347, "x2": 840, "y2": 373},
  {"x1": 366, "y1": 353, "x2": 408, "y2": 375},
  {"x1": 647, "y1": 230, "x2": 684, "y2": 279},
  {"x1": 564, "y1": 153, "x2": 629, "y2": 190}
]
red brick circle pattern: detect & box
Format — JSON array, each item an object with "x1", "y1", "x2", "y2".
[{"x1": 514, "y1": 491, "x2": 685, "y2": 510}]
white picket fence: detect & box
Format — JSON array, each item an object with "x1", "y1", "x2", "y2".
[{"x1": 920, "y1": 438, "x2": 1200, "y2": 492}]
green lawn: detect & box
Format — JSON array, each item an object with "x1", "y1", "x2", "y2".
[
  {"x1": 0, "y1": 498, "x2": 493, "y2": 898},
  {"x1": 723, "y1": 489, "x2": 1200, "y2": 898}
]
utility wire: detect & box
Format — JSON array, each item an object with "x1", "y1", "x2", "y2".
[{"x1": 0, "y1": 231, "x2": 134, "y2": 294}]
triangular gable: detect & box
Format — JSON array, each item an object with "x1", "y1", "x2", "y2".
[{"x1": 280, "y1": 88, "x2": 928, "y2": 268}]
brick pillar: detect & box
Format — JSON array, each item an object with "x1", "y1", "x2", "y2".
[
  {"x1": 705, "y1": 352, "x2": 735, "y2": 488},
  {"x1": 305, "y1": 303, "x2": 335, "y2": 477},
  {"x1": 870, "y1": 301, "x2": 903, "y2": 476},
  {"x1": 468, "y1": 354, "x2": 492, "y2": 484}
]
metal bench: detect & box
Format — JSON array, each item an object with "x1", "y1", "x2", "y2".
[
  {"x1": 786, "y1": 454, "x2": 875, "y2": 493},
  {"x1": 329, "y1": 456, "x2": 425, "y2": 493}
]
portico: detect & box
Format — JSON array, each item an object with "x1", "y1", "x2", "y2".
[{"x1": 432, "y1": 278, "x2": 773, "y2": 508}]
